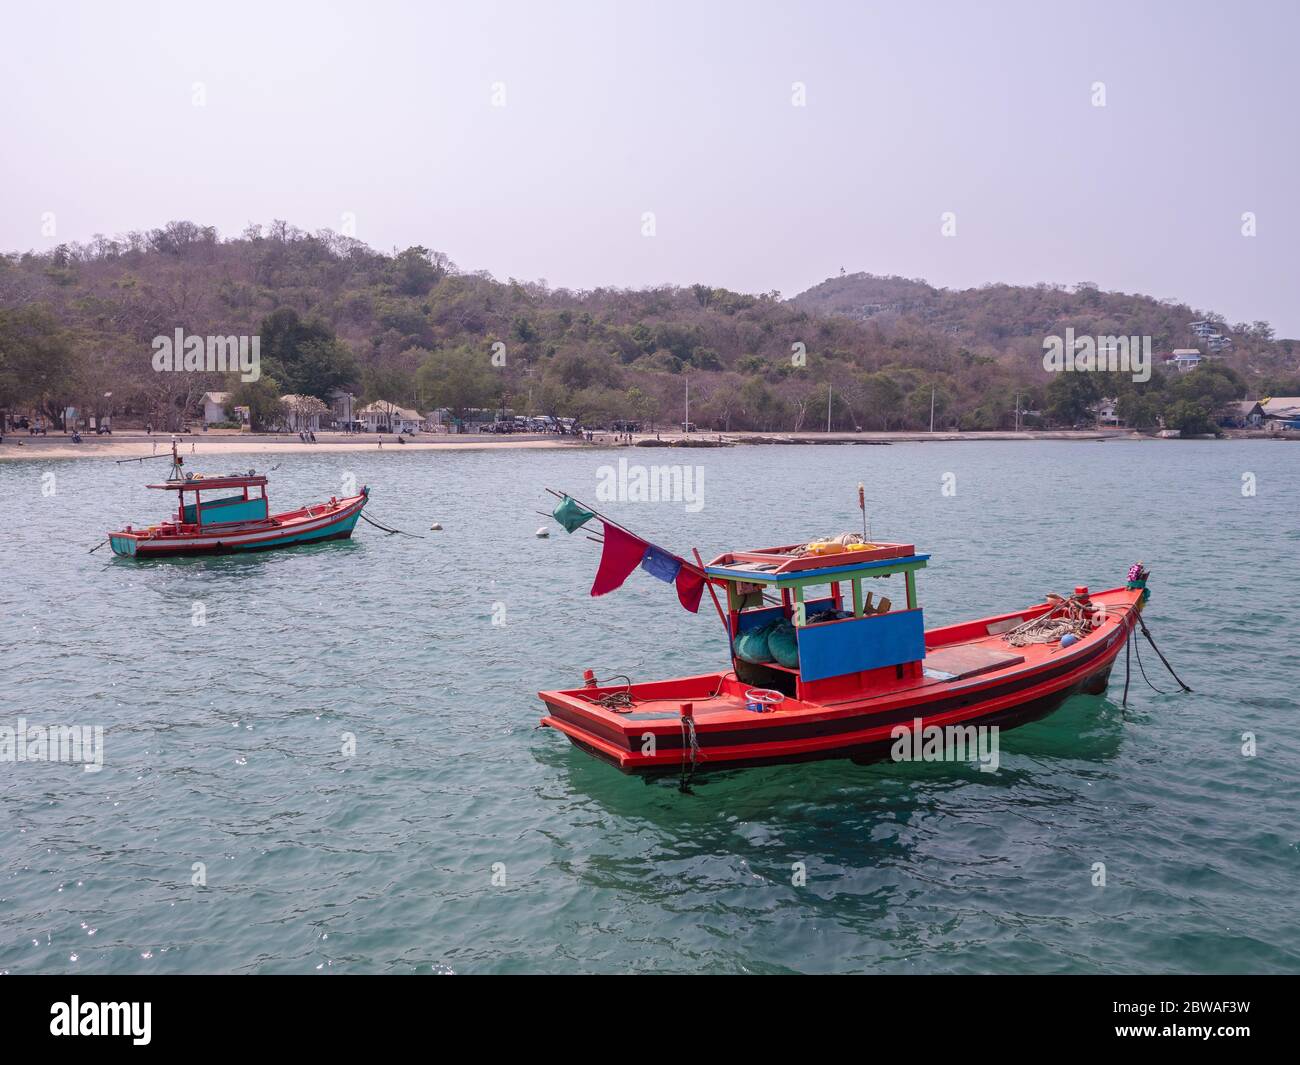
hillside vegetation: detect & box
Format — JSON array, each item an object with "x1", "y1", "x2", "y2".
[{"x1": 1, "y1": 222, "x2": 1296, "y2": 433}]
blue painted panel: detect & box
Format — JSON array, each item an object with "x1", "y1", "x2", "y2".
[
  {"x1": 796, "y1": 609, "x2": 926, "y2": 681},
  {"x1": 733, "y1": 597, "x2": 836, "y2": 633},
  {"x1": 735, "y1": 605, "x2": 784, "y2": 633},
  {"x1": 184, "y1": 494, "x2": 268, "y2": 525}
]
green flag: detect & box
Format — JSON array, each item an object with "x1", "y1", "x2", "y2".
[{"x1": 552, "y1": 495, "x2": 595, "y2": 534}]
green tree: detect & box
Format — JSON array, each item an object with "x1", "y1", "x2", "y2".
[
  {"x1": 232, "y1": 376, "x2": 283, "y2": 432},
  {"x1": 1116, "y1": 392, "x2": 1161, "y2": 429},
  {"x1": 739, "y1": 377, "x2": 787, "y2": 430},
  {"x1": 291, "y1": 338, "x2": 359, "y2": 399},
  {"x1": 1045, "y1": 373, "x2": 1101, "y2": 426},
  {"x1": 0, "y1": 305, "x2": 78, "y2": 428},
  {"x1": 1164, "y1": 399, "x2": 1217, "y2": 437},
  {"x1": 416, "y1": 346, "x2": 499, "y2": 427},
  {"x1": 391, "y1": 246, "x2": 447, "y2": 297},
  {"x1": 860, "y1": 372, "x2": 903, "y2": 430},
  {"x1": 258, "y1": 308, "x2": 357, "y2": 399},
  {"x1": 904, "y1": 381, "x2": 950, "y2": 429}
]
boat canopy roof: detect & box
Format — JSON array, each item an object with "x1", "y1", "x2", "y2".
[
  {"x1": 147, "y1": 474, "x2": 267, "y2": 491},
  {"x1": 705, "y1": 541, "x2": 928, "y2": 586}
]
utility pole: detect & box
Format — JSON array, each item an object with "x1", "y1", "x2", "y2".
[
  {"x1": 1014, "y1": 391, "x2": 1020, "y2": 432},
  {"x1": 684, "y1": 375, "x2": 689, "y2": 430},
  {"x1": 929, "y1": 386, "x2": 935, "y2": 433},
  {"x1": 827, "y1": 382, "x2": 833, "y2": 433}
]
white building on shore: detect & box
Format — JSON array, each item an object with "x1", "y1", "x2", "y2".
[{"x1": 357, "y1": 400, "x2": 423, "y2": 433}]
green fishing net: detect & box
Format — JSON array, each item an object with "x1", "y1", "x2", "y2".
[
  {"x1": 767, "y1": 619, "x2": 800, "y2": 668},
  {"x1": 733, "y1": 621, "x2": 778, "y2": 664}
]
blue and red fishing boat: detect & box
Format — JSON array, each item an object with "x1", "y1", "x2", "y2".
[
  {"x1": 538, "y1": 490, "x2": 1166, "y2": 779},
  {"x1": 108, "y1": 439, "x2": 368, "y2": 558}
]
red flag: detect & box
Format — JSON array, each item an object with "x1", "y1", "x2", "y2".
[
  {"x1": 590, "y1": 522, "x2": 647, "y2": 597},
  {"x1": 675, "y1": 567, "x2": 706, "y2": 613}
]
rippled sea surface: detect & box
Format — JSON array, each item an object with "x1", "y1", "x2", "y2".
[{"x1": 1, "y1": 440, "x2": 1297, "y2": 974}]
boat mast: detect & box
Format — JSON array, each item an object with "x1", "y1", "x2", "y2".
[{"x1": 167, "y1": 435, "x2": 183, "y2": 481}]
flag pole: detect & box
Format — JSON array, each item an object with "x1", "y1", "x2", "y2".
[
  {"x1": 693, "y1": 547, "x2": 729, "y2": 632},
  {"x1": 544, "y1": 487, "x2": 708, "y2": 577}
]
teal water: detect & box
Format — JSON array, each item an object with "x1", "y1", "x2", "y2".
[{"x1": 1, "y1": 441, "x2": 1297, "y2": 974}]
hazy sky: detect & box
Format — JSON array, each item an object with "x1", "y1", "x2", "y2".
[{"x1": 3, "y1": 0, "x2": 1297, "y2": 334}]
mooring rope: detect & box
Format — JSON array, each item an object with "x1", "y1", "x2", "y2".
[
  {"x1": 359, "y1": 512, "x2": 425, "y2": 539},
  {"x1": 678, "y1": 716, "x2": 699, "y2": 793},
  {"x1": 1122, "y1": 627, "x2": 1132, "y2": 709},
  {"x1": 1136, "y1": 614, "x2": 1192, "y2": 692},
  {"x1": 1132, "y1": 628, "x2": 1170, "y2": 695},
  {"x1": 1121, "y1": 610, "x2": 1191, "y2": 708}
]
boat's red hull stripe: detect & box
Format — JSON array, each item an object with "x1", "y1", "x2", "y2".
[
  {"x1": 543, "y1": 613, "x2": 1133, "y2": 759},
  {"x1": 552, "y1": 682, "x2": 1087, "y2": 774}
]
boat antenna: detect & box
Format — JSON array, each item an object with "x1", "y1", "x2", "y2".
[{"x1": 858, "y1": 482, "x2": 869, "y2": 540}]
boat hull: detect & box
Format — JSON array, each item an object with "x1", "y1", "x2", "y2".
[
  {"x1": 109, "y1": 493, "x2": 368, "y2": 558},
  {"x1": 539, "y1": 587, "x2": 1141, "y2": 777}
]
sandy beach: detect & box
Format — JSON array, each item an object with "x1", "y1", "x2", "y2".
[
  {"x1": 0, "y1": 431, "x2": 586, "y2": 461},
  {"x1": 0, "y1": 426, "x2": 1230, "y2": 461}
]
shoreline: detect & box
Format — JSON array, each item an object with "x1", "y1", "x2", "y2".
[{"x1": 0, "y1": 427, "x2": 1285, "y2": 461}]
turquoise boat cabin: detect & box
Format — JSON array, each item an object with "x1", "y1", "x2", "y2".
[
  {"x1": 704, "y1": 540, "x2": 930, "y2": 703},
  {"x1": 151, "y1": 472, "x2": 271, "y2": 527}
]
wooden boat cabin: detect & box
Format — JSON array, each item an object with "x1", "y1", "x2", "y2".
[
  {"x1": 151, "y1": 472, "x2": 271, "y2": 529},
  {"x1": 705, "y1": 540, "x2": 930, "y2": 703}
]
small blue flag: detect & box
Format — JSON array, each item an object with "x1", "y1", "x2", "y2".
[{"x1": 640, "y1": 545, "x2": 682, "y2": 584}]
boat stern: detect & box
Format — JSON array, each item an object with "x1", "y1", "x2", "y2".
[
  {"x1": 107, "y1": 530, "x2": 140, "y2": 557},
  {"x1": 538, "y1": 672, "x2": 738, "y2": 774}
]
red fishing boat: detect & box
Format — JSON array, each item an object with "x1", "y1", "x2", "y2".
[
  {"x1": 538, "y1": 492, "x2": 1161, "y2": 779},
  {"x1": 108, "y1": 439, "x2": 369, "y2": 558}
]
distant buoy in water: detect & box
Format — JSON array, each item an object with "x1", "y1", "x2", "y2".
[
  {"x1": 429, "y1": 522, "x2": 443, "y2": 531},
  {"x1": 535, "y1": 527, "x2": 550, "y2": 538}
]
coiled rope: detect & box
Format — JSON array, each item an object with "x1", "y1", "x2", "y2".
[
  {"x1": 1003, "y1": 593, "x2": 1096, "y2": 646},
  {"x1": 591, "y1": 675, "x2": 635, "y2": 712}
]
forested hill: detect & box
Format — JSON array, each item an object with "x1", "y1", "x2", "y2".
[
  {"x1": 792, "y1": 273, "x2": 1293, "y2": 358},
  {"x1": 1, "y1": 222, "x2": 1296, "y2": 434}
]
